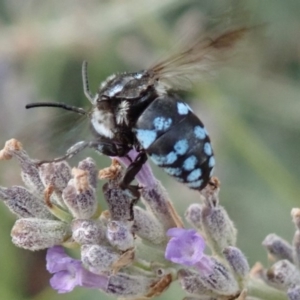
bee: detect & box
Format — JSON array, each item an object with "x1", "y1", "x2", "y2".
[{"x1": 26, "y1": 28, "x2": 247, "y2": 191}]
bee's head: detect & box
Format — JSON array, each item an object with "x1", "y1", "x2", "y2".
[
  {"x1": 90, "y1": 71, "x2": 153, "y2": 139},
  {"x1": 97, "y1": 71, "x2": 152, "y2": 101},
  {"x1": 90, "y1": 98, "x2": 115, "y2": 139}
]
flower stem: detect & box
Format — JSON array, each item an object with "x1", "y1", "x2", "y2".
[{"x1": 247, "y1": 278, "x2": 288, "y2": 300}]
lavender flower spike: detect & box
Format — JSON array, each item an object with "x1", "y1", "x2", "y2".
[
  {"x1": 46, "y1": 246, "x2": 108, "y2": 293},
  {"x1": 165, "y1": 228, "x2": 206, "y2": 266}
]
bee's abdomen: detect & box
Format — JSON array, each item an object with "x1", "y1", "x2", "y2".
[{"x1": 133, "y1": 95, "x2": 215, "y2": 190}]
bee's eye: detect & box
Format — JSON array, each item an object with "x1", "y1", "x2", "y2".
[
  {"x1": 97, "y1": 95, "x2": 109, "y2": 102},
  {"x1": 97, "y1": 98, "x2": 110, "y2": 110}
]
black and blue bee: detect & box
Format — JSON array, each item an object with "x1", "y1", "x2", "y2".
[{"x1": 26, "y1": 28, "x2": 246, "y2": 191}]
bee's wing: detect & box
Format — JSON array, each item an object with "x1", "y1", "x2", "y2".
[
  {"x1": 18, "y1": 109, "x2": 89, "y2": 159},
  {"x1": 148, "y1": 28, "x2": 249, "y2": 90}
]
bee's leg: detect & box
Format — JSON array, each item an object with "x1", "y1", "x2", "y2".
[
  {"x1": 119, "y1": 151, "x2": 148, "y2": 212},
  {"x1": 119, "y1": 151, "x2": 147, "y2": 191},
  {"x1": 35, "y1": 140, "x2": 129, "y2": 165},
  {"x1": 34, "y1": 141, "x2": 92, "y2": 165},
  {"x1": 128, "y1": 192, "x2": 140, "y2": 221}
]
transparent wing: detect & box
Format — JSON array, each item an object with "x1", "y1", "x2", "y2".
[
  {"x1": 148, "y1": 27, "x2": 249, "y2": 90},
  {"x1": 17, "y1": 109, "x2": 89, "y2": 159}
]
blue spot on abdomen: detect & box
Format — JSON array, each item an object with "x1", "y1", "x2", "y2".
[
  {"x1": 194, "y1": 126, "x2": 206, "y2": 140},
  {"x1": 183, "y1": 155, "x2": 198, "y2": 171},
  {"x1": 177, "y1": 102, "x2": 190, "y2": 115},
  {"x1": 174, "y1": 139, "x2": 188, "y2": 155},
  {"x1": 187, "y1": 168, "x2": 202, "y2": 182},
  {"x1": 150, "y1": 152, "x2": 178, "y2": 166},
  {"x1": 208, "y1": 156, "x2": 215, "y2": 168},
  {"x1": 153, "y1": 117, "x2": 172, "y2": 131},
  {"x1": 187, "y1": 179, "x2": 203, "y2": 189},
  {"x1": 135, "y1": 129, "x2": 157, "y2": 149},
  {"x1": 163, "y1": 167, "x2": 182, "y2": 176},
  {"x1": 204, "y1": 142, "x2": 213, "y2": 156}
]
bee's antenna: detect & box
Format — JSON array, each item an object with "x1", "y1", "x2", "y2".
[
  {"x1": 82, "y1": 60, "x2": 95, "y2": 104},
  {"x1": 25, "y1": 102, "x2": 87, "y2": 115}
]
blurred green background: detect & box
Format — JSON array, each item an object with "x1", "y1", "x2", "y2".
[{"x1": 0, "y1": 0, "x2": 300, "y2": 299}]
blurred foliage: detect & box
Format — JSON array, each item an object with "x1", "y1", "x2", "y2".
[{"x1": 0, "y1": 0, "x2": 300, "y2": 299}]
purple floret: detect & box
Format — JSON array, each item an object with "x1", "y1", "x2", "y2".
[{"x1": 46, "y1": 246, "x2": 108, "y2": 293}]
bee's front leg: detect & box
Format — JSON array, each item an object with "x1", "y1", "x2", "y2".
[
  {"x1": 34, "y1": 139, "x2": 130, "y2": 165},
  {"x1": 119, "y1": 150, "x2": 148, "y2": 190}
]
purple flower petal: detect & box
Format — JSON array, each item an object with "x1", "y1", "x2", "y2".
[
  {"x1": 194, "y1": 255, "x2": 214, "y2": 275},
  {"x1": 49, "y1": 264, "x2": 81, "y2": 293},
  {"x1": 46, "y1": 246, "x2": 74, "y2": 273},
  {"x1": 80, "y1": 267, "x2": 108, "y2": 289},
  {"x1": 114, "y1": 150, "x2": 156, "y2": 188},
  {"x1": 165, "y1": 228, "x2": 206, "y2": 266},
  {"x1": 46, "y1": 246, "x2": 108, "y2": 293}
]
